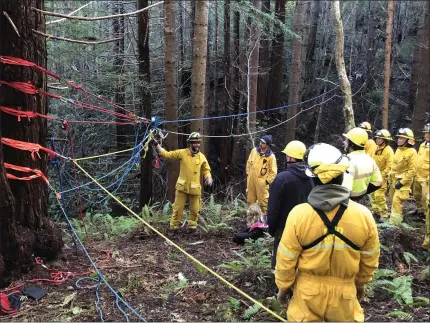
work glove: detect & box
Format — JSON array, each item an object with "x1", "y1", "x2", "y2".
[
  {"x1": 204, "y1": 177, "x2": 213, "y2": 186},
  {"x1": 395, "y1": 182, "x2": 403, "y2": 190},
  {"x1": 356, "y1": 285, "x2": 365, "y2": 302},
  {"x1": 277, "y1": 289, "x2": 289, "y2": 308}
]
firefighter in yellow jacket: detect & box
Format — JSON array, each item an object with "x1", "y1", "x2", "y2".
[
  {"x1": 359, "y1": 121, "x2": 377, "y2": 155},
  {"x1": 154, "y1": 132, "x2": 212, "y2": 230},
  {"x1": 413, "y1": 123, "x2": 429, "y2": 218},
  {"x1": 246, "y1": 135, "x2": 277, "y2": 214},
  {"x1": 389, "y1": 128, "x2": 418, "y2": 225},
  {"x1": 370, "y1": 129, "x2": 394, "y2": 220},
  {"x1": 276, "y1": 143, "x2": 379, "y2": 322}
]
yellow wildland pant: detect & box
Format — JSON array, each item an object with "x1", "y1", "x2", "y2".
[
  {"x1": 370, "y1": 179, "x2": 389, "y2": 218},
  {"x1": 171, "y1": 190, "x2": 201, "y2": 229},
  {"x1": 413, "y1": 179, "x2": 429, "y2": 215},
  {"x1": 389, "y1": 184, "x2": 410, "y2": 225}
]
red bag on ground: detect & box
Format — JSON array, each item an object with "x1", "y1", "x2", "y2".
[{"x1": 0, "y1": 292, "x2": 19, "y2": 316}]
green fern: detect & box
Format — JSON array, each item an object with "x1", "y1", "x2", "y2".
[
  {"x1": 402, "y1": 252, "x2": 418, "y2": 266},
  {"x1": 228, "y1": 297, "x2": 241, "y2": 311},
  {"x1": 419, "y1": 266, "x2": 429, "y2": 281},
  {"x1": 373, "y1": 269, "x2": 397, "y2": 280},
  {"x1": 391, "y1": 276, "x2": 414, "y2": 305},
  {"x1": 243, "y1": 303, "x2": 261, "y2": 320},
  {"x1": 385, "y1": 310, "x2": 412, "y2": 321},
  {"x1": 410, "y1": 296, "x2": 430, "y2": 307}
]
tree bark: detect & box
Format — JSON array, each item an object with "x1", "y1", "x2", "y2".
[
  {"x1": 190, "y1": 0, "x2": 209, "y2": 153},
  {"x1": 163, "y1": 0, "x2": 179, "y2": 203},
  {"x1": 306, "y1": 0, "x2": 320, "y2": 62},
  {"x1": 285, "y1": 0, "x2": 306, "y2": 143},
  {"x1": 382, "y1": 0, "x2": 394, "y2": 129},
  {"x1": 220, "y1": 0, "x2": 231, "y2": 184},
  {"x1": 138, "y1": 0, "x2": 152, "y2": 209},
  {"x1": 247, "y1": 0, "x2": 262, "y2": 147},
  {"x1": 365, "y1": 0, "x2": 377, "y2": 90},
  {"x1": 266, "y1": 0, "x2": 286, "y2": 110},
  {"x1": 257, "y1": 0, "x2": 271, "y2": 110},
  {"x1": 332, "y1": 0, "x2": 355, "y2": 132},
  {"x1": 0, "y1": 0, "x2": 62, "y2": 288},
  {"x1": 411, "y1": 0, "x2": 430, "y2": 138},
  {"x1": 113, "y1": 3, "x2": 126, "y2": 150}
]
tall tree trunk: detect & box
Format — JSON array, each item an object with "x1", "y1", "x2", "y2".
[
  {"x1": 306, "y1": 0, "x2": 320, "y2": 61},
  {"x1": 0, "y1": 0, "x2": 62, "y2": 288},
  {"x1": 366, "y1": 0, "x2": 377, "y2": 90},
  {"x1": 204, "y1": 5, "x2": 211, "y2": 153},
  {"x1": 213, "y1": 0, "x2": 219, "y2": 114},
  {"x1": 257, "y1": 0, "x2": 271, "y2": 110},
  {"x1": 382, "y1": 0, "x2": 394, "y2": 129},
  {"x1": 113, "y1": 2, "x2": 127, "y2": 150},
  {"x1": 411, "y1": 0, "x2": 430, "y2": 138},
  {"x1": 164, "y1": 0, "x2": 179, "y2": 203},
  {"x1": 332, "y1": 0, "x2": 355, "y2": 132},
  {"x1": 220, "y1": 0, "x2": 231, "y2": 184},
  {"x1": 285, "y1": 0, "x2": 306, "y2": 143},
  {"x1": 247, "y1": 0, "x2": 262, "y2": 147},
  {"x1": 266, "y1": 0, "x2": 286, "y2": 110},
  {"x1": 138, "y1": 0, "x2": 152, "y2": 209},
  {"x1": 190, "y1": 0, "x2": 209, "y2": 153}
]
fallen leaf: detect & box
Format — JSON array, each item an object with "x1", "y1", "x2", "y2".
[{"x1": 61, "y1": 292, "x2": 77, "y2": 307}]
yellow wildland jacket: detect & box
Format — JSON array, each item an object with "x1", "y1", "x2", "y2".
[
  {"x1": 347, "y1": 151, "x2": 382, "y2": 197},
  {"x1": 390, "y1": 147, "x2": 417, "y2": 187},
  {"x1": 159, "y1": 148, "x2": 211, "y2": 195},
  {"x1": 416, "y1": 142, "x2": 429, "y2": 180}
]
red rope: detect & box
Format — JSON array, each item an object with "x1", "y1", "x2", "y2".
[
  {"x1": 4, "y1": 162, "x2": 49, "y2": 184},
  {"x1": 0, "y1": 105, "x2": 136, "y2": 125},
  {"x1": 1, "y1": 137, "x2": 58, "y2": 160},
  {"x1": 0, "y1": 81, "x2": 61, "y2": 99}
]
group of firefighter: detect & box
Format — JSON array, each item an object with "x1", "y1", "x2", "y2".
[{"x1": 151, "y1": 121, "x2": 429, "y2": 322}]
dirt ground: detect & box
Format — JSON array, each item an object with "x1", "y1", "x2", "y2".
[{"x1": 1, "y1": 202, "x2": 429, "y2": 322}]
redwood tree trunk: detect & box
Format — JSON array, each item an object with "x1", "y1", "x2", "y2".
[
  {"x1": 164, "y1": 0, "x2": 179, "y2": 202},
  {"x1": 190, "y1": 0, "x2": 209, "y2": 153},
  {"x1": 286, "y1": 0, "x2": 306, "y2": 143},
  {"x1": 382, "y1": 0, "x2": 394, "y2": 129},
  {"x1": 113, "y1": 2, "x2": 127, "y2": 150},
  {"x1": 411, "y1": 1, "x2": 429, "y2": 138},
  {"x1": 256, "y1": 0, "x2": 271, "y2": 110},
  {"x1": 247, "y1": 0, "x2": 262, "y2": 147},
  {"x1": 266, "y1": 0, "x2": 286, "y2": 110},
  {"x1": 220, "y1": 0, "x2": 231, "y2": 184},
  {"x1": 0, "y1": 0, "x2": 62, "y2": 287},
  {"x1": 138, "y1": 0, "x2": 152, "y2": 209},
  {"x1": 332, "y1": 0, "x2": 355, "y2": 132}
]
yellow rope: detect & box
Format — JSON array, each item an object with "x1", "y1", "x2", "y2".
[
  {"x1": 72, "y1": 159, "x2": 287, "y2": 322},
  {"x1": 74, "y1": 146, "x2": 137, "y2": 161}
]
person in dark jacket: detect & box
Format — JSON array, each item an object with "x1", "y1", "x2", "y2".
[{"x1": 267, "y1": 141, "x2": 314, "y2": 270}]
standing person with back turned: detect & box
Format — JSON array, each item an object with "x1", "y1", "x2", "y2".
[
  {"x1": 275, "y1": 143, "x2": 380, "y2": 322},
  {"x1": 153, "y1": 132, "x2": 213, "y2": 232},
  {"x1": 342, "y1": 127, "x2": 382, "y2": 202},
  {"x1": 246, "y1": 135, "x2": 277, "y2": 215},
  {"x1": 267, "y1": 140, "x2": 314, "y2": 270}
]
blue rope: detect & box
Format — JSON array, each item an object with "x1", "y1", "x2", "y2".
[
  {"x1": 160, "y1": 86, "x2": 338, "y2": 124},
  {"x1": 56, "y1": 199, "x2": 147, "y2": 322},
  {"x1": 59, "y1": 125, "x2": 150, "y2": 195}
]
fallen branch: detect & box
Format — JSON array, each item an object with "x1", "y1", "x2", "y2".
[
  {"x1": 46, "y1": 1, "x2": 93, "y2": 25},
  {"x1": 32, "y1": 1, "x2": 163, "y2": 21},
  {"x1": 32, "y1": 29, "x2": 122, "y2": 45}
]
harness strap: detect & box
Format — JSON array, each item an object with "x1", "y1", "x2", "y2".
[{"x1": 302, "y1": 201, "x2": 361, "y2": 251}]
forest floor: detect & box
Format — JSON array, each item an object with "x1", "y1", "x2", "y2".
[{"x1": 1, "y1": 200, "x2": 429, "y2": 322}]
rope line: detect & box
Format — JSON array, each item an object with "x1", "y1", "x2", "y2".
[
  {"x1": 72, "y1": 160, "x2": 287, "y2": 322},
  {"x1": 160, "y1": 86, "x2": 338, "y2": 124},
  {"x1": 55, "y1": 196, "x2": 147, "y2": 322}
]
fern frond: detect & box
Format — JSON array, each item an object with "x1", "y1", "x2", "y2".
[
  {"x1": 243, "y1": 303, "x2": 261, "y2": 320},
  {"x1": 385, "y1": 310, "x2": 412, "y2": 321}
]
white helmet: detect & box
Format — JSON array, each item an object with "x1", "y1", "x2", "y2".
[{"x1": 303, "y1": 143, "x2": 349, "y2": 178}]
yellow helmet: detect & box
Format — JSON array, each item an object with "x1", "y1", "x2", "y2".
[
  {"x1": 374, "y1": 129, "x2": 393, "y2": 141},
  {"x1": 342, "y1": 127, "x2": 368, "y2": 147},
  {"x1": 187, "y1": 132, "x2": 202, "y2": 142},
  {"x1": 359, "y1": 122, "x2": 372, "y2": 133},
  {"x1": 282, "y1": 140, "x2": 306, "y2": 160},
  {"x1": 423, "y1": 123, "x2": 430, "y2": 133},
  {"x1": 396, "y1": 128, "x2": 414, "y2": 140}
]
